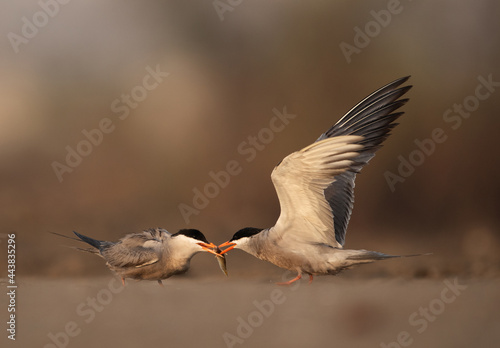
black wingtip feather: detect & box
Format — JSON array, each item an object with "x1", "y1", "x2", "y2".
[
  {"x1": 320, "y1": 76, "x2": 412, "y2": 247},
  {"x1": 73, "y1": 231, "x2": 104, "y2": 250}
]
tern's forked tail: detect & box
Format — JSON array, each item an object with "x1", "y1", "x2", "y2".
[{"x1": 345, "y1": 249, "x2": 431, "y2": 264}]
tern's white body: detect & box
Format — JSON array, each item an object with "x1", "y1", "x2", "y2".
[
  {"x1": 221, "y1": 77, "x2": 417, "y2": 283},
  {"x1": 232, "y1": 227, "x2": 394, "y2": 278},
  {"x1": 73, "y1": 228, "x2": 219, "y2": 285}
]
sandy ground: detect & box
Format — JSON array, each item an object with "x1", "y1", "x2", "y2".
[{"x1": 1, "y1": 276, "x2": 499, "y2": 348}]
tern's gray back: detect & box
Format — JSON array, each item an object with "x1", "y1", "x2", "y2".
[{"x1": 102, "y1": 228, "x2": 169, "y2": 269}]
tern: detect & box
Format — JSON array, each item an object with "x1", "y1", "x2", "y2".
[
  {"x1": 218, "y1": 76, "x2": 421, "y2": 285},
  {"x1": 56, "y1": 228, "x2": 225, "y2": 285}
]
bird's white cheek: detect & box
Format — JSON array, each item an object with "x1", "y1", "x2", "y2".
[{"x1": 234, "y1": 242, "x2": 248, "y2": 252}]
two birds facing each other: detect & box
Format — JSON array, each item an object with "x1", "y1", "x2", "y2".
[{"x1": 58, "y1": 76, "x2": 427, "y2": 286}]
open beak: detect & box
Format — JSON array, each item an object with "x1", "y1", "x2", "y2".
[
  {"x1": 218, "y1": 241, "x2": 237, "y2": 255},
  {"x1": 197, "y1": 242, "x2": 221, "y2": 257}
]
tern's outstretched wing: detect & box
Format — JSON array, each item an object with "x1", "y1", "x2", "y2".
[
  {"x1": 102, "y1": 228, "x2": 169, "y2": 268},
  {"x1": 271, "y1": 77, "x2": 412, "y2": 247},
  {"x1": 271, "y1": 136, "x2": 364, "y2": 247}
]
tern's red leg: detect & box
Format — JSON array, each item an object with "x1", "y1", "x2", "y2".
[
  {"x1": 121, "y1": 278, "x2": 126, "y2": 286},
  {"x1": 308, "y1": 275, "x2": 314, "y2": 284},
  {"x1": 276, "y1": 273, "x2": 302, "y2": 286}
]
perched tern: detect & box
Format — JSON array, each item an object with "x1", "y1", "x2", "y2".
[
  {"x1": 219, "y1": 76, "x2": 421, "y2": 285},
  {"x1": 59, "y1": 228, "x2": 225, "y2": 285}
]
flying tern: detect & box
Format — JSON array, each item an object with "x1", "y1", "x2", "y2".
[{"x1": 218, "y1": 76, "x2": 421, "y2": 284}]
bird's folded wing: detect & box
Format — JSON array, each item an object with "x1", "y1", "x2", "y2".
[
  {"x1": 271, "y1": 136, "x2": 363, "y2": 247},
  {"x1": 102, "y1": 229, "x2": 167, "y2": 268}
]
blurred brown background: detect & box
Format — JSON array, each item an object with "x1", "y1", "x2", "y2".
[
  {"x1": 2, "y1": 2, "x2": 500, "y2": 348},
  {"x1": 1, "y1": 0, "x2": 499, "y2": 279}
]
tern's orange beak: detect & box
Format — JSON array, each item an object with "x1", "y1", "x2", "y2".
[
  {"x1": 197, "y1": 242, "x2": 220, "y2": 256},
  {"x1": 218, "y1": 241, "x2": 237, "y2": 255}
]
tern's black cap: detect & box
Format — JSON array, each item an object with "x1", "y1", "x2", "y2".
[
  {"x1": 172, "y1": 229, "x2": 209, "y2": 243},
  {"x1": 229, "y1": 227, "x2": 264, "y2": 242}
]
